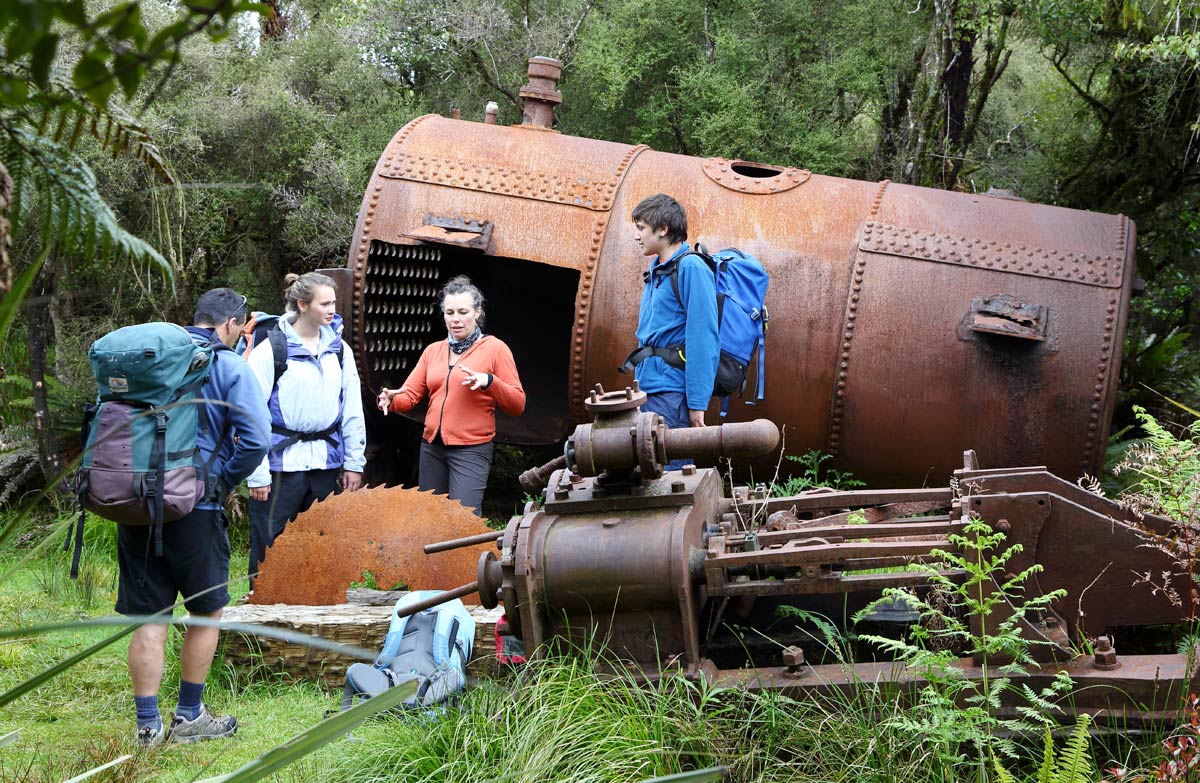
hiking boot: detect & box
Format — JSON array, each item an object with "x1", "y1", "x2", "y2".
[
  {"x1": 134, "y1": 721, "x2": 169, "y2": 748},
  {"x1": 168, "y1": 704, "x2": 237, "y2": 743}
]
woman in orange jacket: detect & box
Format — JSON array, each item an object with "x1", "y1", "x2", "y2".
[{"x1": 376, "y1": 276, "x2": 525, "y2": 515}]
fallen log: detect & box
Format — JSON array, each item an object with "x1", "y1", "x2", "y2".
[{"x1": 220, "y1": 600, "x2": 505, "y2": 689}]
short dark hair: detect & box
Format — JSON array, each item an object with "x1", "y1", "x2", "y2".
[
  {"x1": 632, "y1": 194, "x2": 688, "y2": 244},
  {"x1": 193, "y1": 288, "x2": 247, "y2": 327}
]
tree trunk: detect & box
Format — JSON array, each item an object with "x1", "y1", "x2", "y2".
[
  {"x1": 27, "y1": 266, "x2": 63, "y2": 489},
  {"x1": 943, "y1": 31, "x2": 975, "y2": 151}
]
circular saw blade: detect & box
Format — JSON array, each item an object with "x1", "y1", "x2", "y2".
[{"x1": 251, "y1": 485, "x2": 497, "y2": 605}]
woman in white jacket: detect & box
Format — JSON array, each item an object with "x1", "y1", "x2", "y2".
[{"x1": 245, "y1": 272, "x2": 366, "y2": 586}]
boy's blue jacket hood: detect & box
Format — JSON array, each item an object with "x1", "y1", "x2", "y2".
[
  {"x1": 185, "y1": 326, "x2": 271, "y2": 508},
  {"x1": 634, "y1": 243, "x2": 720, "y2": 410}
]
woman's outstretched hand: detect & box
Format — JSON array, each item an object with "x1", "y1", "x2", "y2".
[
  {"x1": 377, "y1": 386, "x2": 408, "y2": 414},
  {"x1": 458, "y1": 365, "x2": 491, "y2": 391}
]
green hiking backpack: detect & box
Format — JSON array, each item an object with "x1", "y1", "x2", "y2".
[{"x1": 71, "y1": 323, "x2": 215, "y2": 577}]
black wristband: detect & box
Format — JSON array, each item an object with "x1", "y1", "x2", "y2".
[{"x1": 482, "y1": 373, "x2": 494, "y2": 390}]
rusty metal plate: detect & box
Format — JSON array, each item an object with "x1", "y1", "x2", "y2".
[
  {"x1": 860, "y1": 222, "x2": 1125, "y2": 287},
  {"x1": 702, "y1": 158, "x2": 811, "y2": 194},
  {"x1": 377, "y1": 146, "x2": 647, "y2": 212},
  {"x1": 252, "y1": 486, "x2": 497, "y2": 606}
]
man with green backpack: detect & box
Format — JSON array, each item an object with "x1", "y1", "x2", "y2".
[{"x1": 81, "y1": 288, "x2": 270, "y2": 745}]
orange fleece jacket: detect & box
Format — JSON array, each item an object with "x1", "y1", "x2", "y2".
[{"x1": 388, "y1": 335, "x2": 525, "y2": 445}]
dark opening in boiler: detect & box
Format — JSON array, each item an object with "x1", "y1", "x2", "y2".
[
  {"x1": 363, "y1": 239, "x2": 579, "y2": 446},
  {"x1": 730, "y1": 162, "x2": 783, "y2": 178}
]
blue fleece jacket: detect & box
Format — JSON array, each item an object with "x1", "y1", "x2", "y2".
[
  {"x1": 184, "y1": 327, "x2": 271, "y2": 510},
  {"x1": 634, "y1": 243, "x2": 720, "y2": 411}
]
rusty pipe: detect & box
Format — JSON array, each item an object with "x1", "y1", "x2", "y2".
[
  {"x1": 390, "y1": 581, "x2": 480, "y2": 621},
  {"x1": 518, "y1": 56, "x2": 562, "y2": 128},
  {"x1": 665, "y1": 418, "x2": 781, "y2": 463},
  {"x1": 569, "y1": 415, "x2": 780, "y2": 476},
  {"x1": 519, "y1": 455, "x2": 567, "y2": 492},
  {"x1": 424, "y1": 530, "x2": 503, "y2": 555}
]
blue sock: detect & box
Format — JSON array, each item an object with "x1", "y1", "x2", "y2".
[
  {"x1": 176, "y1": 680, "x2": 205, "y2": 721},
  {"x1": 135, "y1": 695, "x2": 160, "y2": 731}
]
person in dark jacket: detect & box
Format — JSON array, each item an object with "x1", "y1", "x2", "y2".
[{"x1": 119, "y1": 287, "x2": 270, "y2": 746}]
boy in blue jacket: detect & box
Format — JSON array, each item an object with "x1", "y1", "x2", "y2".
[
  {"x1": 119, "y1": 288, "x2": 270, "y2": 746},
  {"x1": 629, "y1": 194, "x2": 719, "y2": 447}
]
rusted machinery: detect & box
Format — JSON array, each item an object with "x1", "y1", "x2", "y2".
[
  {"x1": 244, "y1": 59, "x2": 1196, "y2": 722},
  {"x1": 337, "y1": 57, "x2": 1136, "y2": 487},
  {"x1": 393, "y1": 385, "x2": 1195, "y2": 720}
]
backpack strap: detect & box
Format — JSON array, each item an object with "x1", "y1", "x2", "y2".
[
  {"x1": 268, "y1": 326, "x2": 288, "y2": 389},
  {"x1": 266, "y1": 326, "x2": 345, "y2": 454},
  {"x1": 68, "y1": 404, "x2": 98, "y2": 580},
  {"x1": 619, "y1": 344, "x2": 686, "y2": 374}
]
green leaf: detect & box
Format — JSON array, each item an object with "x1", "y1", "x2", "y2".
[
  {"x1": 108, "y1": 3, "x2": 146, "y2": 47},
  {"x1": 58, "y1": 0, "x2": 88, "y2": 28},
  {"x1": 62, "y1": 755, "x2": 134, "y2": 783},
  {"x1": 5, "y1": 24, "x2": 38, "y2": 58},
  {"x1": 29, "y1": 32, "x2": 59, "y2": 87},
  {"x1": 0, "y1": 248, "x2": 47, "y2": 345},
  {"x1": 113, "y1": 51, "x2": 143, "y2": 99},
  {"x1": 72, "y1": 51, "x2": 115, "y2": 107},
  {"x1": 194, "y1": 680, "x2": 421, "y2": 783},
  {"x1": 147, "y1": 19, "x2": 194, "y2": 53},
  {"x1": 637, "y1": 769, "x2": 729, "y2": 783},
  {"x1": 0, "y1": 75, "x2": 30, "y2": 108}
]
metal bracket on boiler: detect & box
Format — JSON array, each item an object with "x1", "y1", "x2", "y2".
[{"x1": 402, "y1": 214, "x2": 493, "y2": 251}]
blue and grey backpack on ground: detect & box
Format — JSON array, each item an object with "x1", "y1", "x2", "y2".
[
  {"x1": 341, "y1": 590, "x2": 476, "y2": 711},
  {"x1": 72, "y1": 323, "x2": 217, "y2": 578},
  {"x1": 622, "y1": 244, "x2": 769, "y2": 416}
]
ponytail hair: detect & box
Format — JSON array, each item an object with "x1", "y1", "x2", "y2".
[{"x1": 284, "y1": 271, "x2": 336, "y2": 313}]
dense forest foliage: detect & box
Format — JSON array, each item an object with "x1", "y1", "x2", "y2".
[{"x1": 2, "y1": 0, "x2": 1199, "y2": 497}]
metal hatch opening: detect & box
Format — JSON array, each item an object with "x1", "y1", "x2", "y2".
[{"x1": 362, "y1": 239, "x2": 579, "y2": 447}]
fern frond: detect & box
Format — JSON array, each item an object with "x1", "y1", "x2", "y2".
[
  {"x1": 2, "y1": 127, "x2": 169, "y2": 274},
  {"x1": 1037, "y1": 728, "x2": 1056, "y2": 783},
  {"x1": 988, "y1": 744, "x2": 1017, "y2": 778},
  {"x1": 18, "y1": 76, "x2": 176, "y2": 185},
  {"x1": 1054, "y1": 712, "x2": 1094, "y2": 783}
]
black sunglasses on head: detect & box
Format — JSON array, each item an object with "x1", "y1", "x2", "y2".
[{"x1": 223, "y1": 294, "x2": 248, "y2": 323}]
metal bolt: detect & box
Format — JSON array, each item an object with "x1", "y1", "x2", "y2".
[
  {"x1": 554, "y1": 489, "x2": 569, "y2": 501},
  {"x1": 782, "y1": 645, "x2": 806, "y2": 678},
  {"x1": 671, "y1": 480, "x2": 685, "y2": 493},
  {"x1": 682, "y1": 465, "x2": 697, "y2": 476},
  {"x1": 995, "y1": 518, "x2": 1011, "y2": 532},
  {"x1": 1093, "y1": 636, "x2": 1120, "y2": 670}
]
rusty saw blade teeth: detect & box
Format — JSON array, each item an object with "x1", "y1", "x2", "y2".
[{"x1": 251, "y1": 485, "x2": 497, "y2": 606}]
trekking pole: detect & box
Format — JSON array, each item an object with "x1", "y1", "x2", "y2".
[
  {"x1": 424, "y1": 531, "x2": 503, "y2": 555},
  {"x1": 391, "y1": 581, "x2": 480, "y2": 619}
]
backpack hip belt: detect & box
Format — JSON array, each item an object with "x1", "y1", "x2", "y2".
[{"x1": 270, "y1": 420, "x2": 342, "y2": 453}]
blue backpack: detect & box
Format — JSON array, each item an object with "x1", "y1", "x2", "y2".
[
  {"x1": 341, "y1": 591, "x2": 476, "y2": 712},
  {"x1": 624, "y1": 244, "x2": 770, "y2": 416},
  {"x1": 72, "y1": 323, "x2": 216, "y2": 577}
]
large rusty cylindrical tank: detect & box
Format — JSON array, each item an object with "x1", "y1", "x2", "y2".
[{"x1": 345, "y1": 66, "x2": 1133, "y2": 487}]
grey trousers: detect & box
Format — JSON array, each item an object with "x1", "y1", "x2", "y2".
[{"x1": 418, "y1": 439, "x2": 494, "y2": 516}]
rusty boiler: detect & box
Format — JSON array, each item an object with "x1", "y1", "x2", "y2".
[{"x1": 342, "y1": 57, "x2": 1133, "y2": 486}]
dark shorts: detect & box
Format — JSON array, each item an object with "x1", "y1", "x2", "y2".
[{"x1": 115, "y1": 506, "x2": 230, "y2": 616}]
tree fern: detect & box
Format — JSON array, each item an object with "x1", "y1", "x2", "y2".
[{"x1": 1, "y1": 126, "x2": 168, "y2": 273}]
